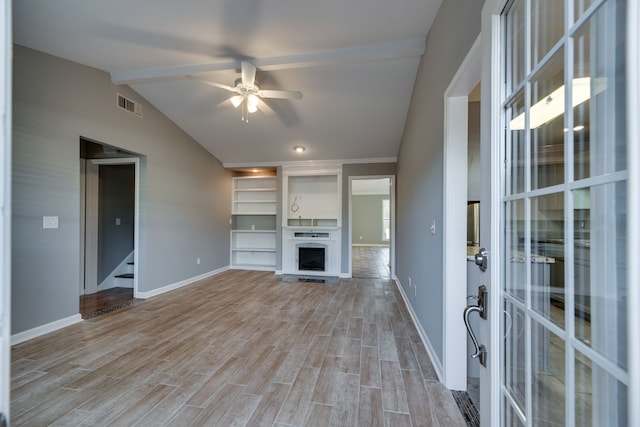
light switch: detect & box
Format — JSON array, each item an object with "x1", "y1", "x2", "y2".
[
  {"x1": 115, "y1": 218, "x2": 121, "y2": 226},
  {"x1": 43, "y1": 216, "x2": 59, "y2": 229},
  {"x1": 430, "y1": 219, "x2": 436, "y2": 235}
]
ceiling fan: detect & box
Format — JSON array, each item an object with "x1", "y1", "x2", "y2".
[{"x1": 189, "y1": 61, "x2": 303, "y2": 123}]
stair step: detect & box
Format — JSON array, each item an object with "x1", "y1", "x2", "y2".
[{"x1": 115, "y1": 273, "x2": 134, "y2": 279}]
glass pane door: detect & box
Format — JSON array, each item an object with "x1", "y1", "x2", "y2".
[{"x1": 500, "y1": 0, "x2": 628, "y2": 425}]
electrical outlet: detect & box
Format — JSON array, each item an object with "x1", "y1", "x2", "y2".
[
  {"x1": 115, "y1": 217, "x2": 121, "y2": 226},
  {"x1": 430, "y1": 219, "x2": 436, "y2": 235},
  {"x1": 408, "y1": 277, "x2": 412, "y2": 288},
  {"x1": 196, "y1": 257, "x2": 201, "y2": 265}
]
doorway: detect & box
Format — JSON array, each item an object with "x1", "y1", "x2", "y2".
[
  {"x1": 79, "y1": 139, "x2": 141, "y2": 318},
  {"x1": 349, "y1": 176, "x2": 394, "y2": 279},
  {"x1": 441, "y1": 34, "x2": 482, "y2": 426}
]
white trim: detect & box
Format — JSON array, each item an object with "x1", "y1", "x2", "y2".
[
  {"x1": 81, "y1": 160, "x2": 100, "y2": 294},
  {"x1": 0, "y1": 0, "x2": 10, "y2": 420},
  {"x1": 230, "y1": 265, "x2": 274, "y2": 272},
  {"x1": 10, "y1": 315, "x2": 83, "y2": 346},
  {"x1": 224, "y1": 157, "x2": 397, "y2": 169},
  {"x1": 90, "y1": 158, "x2": 141, "y2": 298},
  {"x1": 627, "y1": 0, "x2": 640, "y2": 425},
  {"x1": 136, "y1": 266, "x2": 229, "y2": 299},
  {"x1": 481, "y1": 0, "x2": 507, "y2": 424},
  {"x1": 393, "y1": 275, "x2": 443, "y2": 382},
  {"x1": 442, "y1": 35, "x2": 481, "y2": 390}
]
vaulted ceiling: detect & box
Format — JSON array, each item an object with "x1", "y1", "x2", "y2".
[{"x1": 13, "y1": 0, "x2": 443, "y2": 167}]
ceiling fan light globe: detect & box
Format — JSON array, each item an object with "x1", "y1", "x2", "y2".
[
  {"x1": 230, "y1": 95, "x2": 243, "y2": 108},
  {"x1": 247, "y1": 94, "x2": 260, "y2": 108},
  {"x1": 247, "y1": 103, "x2": 258, "y2": 113}
]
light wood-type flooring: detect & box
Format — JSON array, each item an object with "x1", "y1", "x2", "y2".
[
  {"x1": 11, "y1": 270, "x2": 466, "y2": 426},
  {"x1": 79, "y1": 287, "x2": 134, "y2": 319},
  {"x1": 351, "y1": 246, "x2": 390, "y2": 279}
]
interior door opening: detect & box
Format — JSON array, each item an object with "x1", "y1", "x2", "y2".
[
  {"x1": 79, "y1": 138, "x2": 141, "y2": 318},
  {"x1": 349, "y1": 177, "x2": 393, "y2": 279}
]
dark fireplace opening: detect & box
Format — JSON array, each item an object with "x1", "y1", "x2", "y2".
[{"x1": 298, "y1": 247, "x2": 326, "y2": 271}]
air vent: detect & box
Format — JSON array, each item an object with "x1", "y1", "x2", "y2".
[{"x1": 117, "y1": 93, "x2": 143, "y2": 118}]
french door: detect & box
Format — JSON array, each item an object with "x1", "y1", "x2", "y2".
[{"x1": 482, "y1": 0, "x2": 637, "y2": 425}]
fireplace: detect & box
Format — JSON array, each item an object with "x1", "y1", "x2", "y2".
[
  {"x1": 282, "y1": 229, "x2": 340, "y2": 276},
  {"x1": 298, "y1": 246, "x2": 326, "y2": 271}
]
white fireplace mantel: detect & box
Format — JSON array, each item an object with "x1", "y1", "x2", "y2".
[{"x1": 281, "y1": 227, "x2": 341, "y2": 276}]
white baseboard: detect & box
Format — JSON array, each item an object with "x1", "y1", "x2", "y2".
[
  {"x1": 136, "y1": 266, "x2": 229, "y2": 299},
  {"x1": 392, "y1": 275, "x2": 444, "y2": 383},
  {"x1": 11, "y1": 314, "x2": 83, "y2": 346},
  {"x1": 230, "y1": 265, "x2": 275, "y2": 271}
]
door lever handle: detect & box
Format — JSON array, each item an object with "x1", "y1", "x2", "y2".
[{"x1": 463, "y1": 285, "x2": 487, "y2": 367}]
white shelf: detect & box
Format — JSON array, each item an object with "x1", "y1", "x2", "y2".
[
  {"x1": 231, "y1": 250, "x2": 276, "y2": 269},
  {"x1": 231, "y1": 176, "x2": 277, "y2": 270}
]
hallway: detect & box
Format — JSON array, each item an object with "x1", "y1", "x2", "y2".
[{"x1": 352, "y1": 246, "x2": 390, "y2": 279}]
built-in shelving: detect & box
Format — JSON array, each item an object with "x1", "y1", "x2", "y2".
[
  {"x1": 230, "y1": 176, "x2": 277, "y2": 270},
  {"x1": 281, "y1": 164, "x2": 342, "y2": 276}
]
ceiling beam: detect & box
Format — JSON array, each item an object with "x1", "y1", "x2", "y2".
[{"x1": 110, "y1": 38, "x2": 426, "y2": 85}]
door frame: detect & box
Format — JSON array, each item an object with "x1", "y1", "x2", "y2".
[
  {"x1": 480, "y1": 0, "x2": 506, "y2": 425},
  {"x1": 86, "y1": 158, "x2": 141, "y2": 298},
  {"x1": 347, "y1": 175, "x2": 395, "y2": 279},
  {"x1": 628, "y1": 2, "x2": 640, "y2": 425},
  {"x1": 442, "y1": 35, "x2": 481, "y2": 391},
  {"x1": 0, "y1": 0, "x2": 10, "y2": 421}
]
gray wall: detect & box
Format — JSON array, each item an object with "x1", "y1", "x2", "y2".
[
  {"x1": 98, "y1": 164, "x2": 135, "y2": 283},
  {"x1": 352, "y1": 194, "x2": 388, "y2": 245},
  {"x1": 341, "y1": 163, "x2": 396, "y2": 273},
  {"x1": 12, "y1": 45, "x2": 232, "y2": 334},
  {"x1": 395, "y1": 0, "x2": 483, "y2": 365}
]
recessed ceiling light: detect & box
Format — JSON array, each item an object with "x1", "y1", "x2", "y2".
[
  {"x1": 252, "y1": 169, "x2": 259, "y2": 173},
  {"x1": 573, "y1": 125, "x2": 585, "y2": 131},
  {"x1": 294, "y1": 146, "x2": 306, "y2": 153}
]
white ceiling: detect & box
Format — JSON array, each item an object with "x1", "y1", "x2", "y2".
[{"x1": 13, "y1": 0, "x2": 443, "y2": 167}]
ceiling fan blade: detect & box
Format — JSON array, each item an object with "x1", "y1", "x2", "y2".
[
  {"x1": 241, "y1": 61, "x2": 256, "y2": 86},
  {"x1": 258, "y1": 89, "x2": 303, "y2": 100},
  {"x1": 255, "y1": 99, "x2": 275, "y2": 115},
  {"x1": 214, "y1": 98, "x2": 233, "y2": 109},
  {"x1": 187, "y1": 76, "x2": 239, "y2": 93}
]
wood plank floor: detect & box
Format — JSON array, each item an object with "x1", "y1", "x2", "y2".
[
  {"x1": 351, "y1": 246, "x2": 390, "y2": 279},
  {"x1": 11, "y1": 270, "x2": 466, "y2": 427},
  {"x1": 79, "y1": 287, "x2": 134, "y2": 319}
]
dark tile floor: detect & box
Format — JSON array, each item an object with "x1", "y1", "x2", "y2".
[{"x1": 351, "y1": 245, "x2": 390, "y2": 279}]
